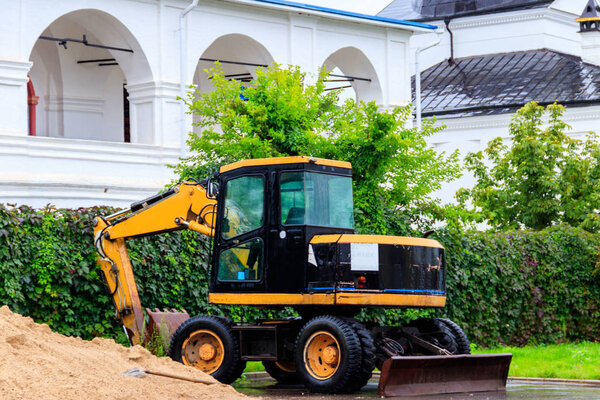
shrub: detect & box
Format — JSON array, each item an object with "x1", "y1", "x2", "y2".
[
  {"x1": 1, "y1": 205, "x2": 598, "y2": 346},
  {"x1": 459, "y1": 101, "x2": 600, "y2": 232},
  {"x1": 437, "y1": 225, "x2": 600, "y2": 346}
]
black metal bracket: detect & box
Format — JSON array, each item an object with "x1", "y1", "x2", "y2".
[
  {"x1": 77, "y1": 58, "x2": 116, "y2": 64},
  {"x1": 328, "y1": 73, "x2": 371, "y2": 82},
  {"x1": 76, "y1": 58, "x2": 118, "y2": 67},
  {"x1": 39, "y1": 34, "x2": 134, "y2": 53},
  {"x1": 199, "y1": 57, "x2": 268, "y2": 68},
  {"x1": 324, "y1": 84, "x2": 353, "y2": 91},
  {"x1": 207, "y1": 72, "x2": 253, "y2": 82},
  {"x1": 224, "y1": 73, "x2": 253, "y2": 78}
]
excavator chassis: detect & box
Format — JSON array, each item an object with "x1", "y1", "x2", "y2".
[{"x1": 144, "y1": 311, "x2": 511, "y2": 397}]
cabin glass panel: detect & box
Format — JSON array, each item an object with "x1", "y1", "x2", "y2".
[
  {"x1": 217, "y1": 238, "x2": 263, "y2": 281},
  {"x1": 222, "y1": 175, "x2": 265, "y2": 239},
  {"x1": 280, "y1": 172, "x2": 354, "y2": 229}
]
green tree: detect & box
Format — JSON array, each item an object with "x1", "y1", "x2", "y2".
[
  {"x1": 459, "y1": 101, "x2": 600, "y2": 231},
  {"x1": 176, "y1": 63, "x2": 461, "y2": 234}
]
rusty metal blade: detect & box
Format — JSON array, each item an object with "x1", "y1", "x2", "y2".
[
  {"x1": 144, "y1": 308, "x2": 190, "y2": 349},
  {"x1": 377, "y1": 353, "x2": 512, "y2": 397}
]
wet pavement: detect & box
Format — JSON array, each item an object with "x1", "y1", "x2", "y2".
[{"x1": 235, "y1": 378, "x2": 600, "y2": 399}]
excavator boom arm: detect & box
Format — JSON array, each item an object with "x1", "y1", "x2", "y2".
[{"x1": 93, "y1": 182, "x2": 217, "y2": 345}]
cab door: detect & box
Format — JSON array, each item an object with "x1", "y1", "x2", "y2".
[
  {"x1": 211, "y1": 174, "x2": 267, "y2": 292},
  {"x1": 266, "y1": 171, "x2": 307, "y2": 293}
]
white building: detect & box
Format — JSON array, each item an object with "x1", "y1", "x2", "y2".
[
  {"x1": 380, "y1": 0, "x2": 600, "y2": 202},
  {"x1": 0, "y1": 0, "x2": 430, "y2": 208}
]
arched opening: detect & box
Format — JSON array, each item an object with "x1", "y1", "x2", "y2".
[
  {"x1": 28, "y1": 9, "x2": 153, "y2": 143},
  {"x1": 322, "y1": 47, "x2": 383, "y2": 104},
  {"x1": 194, "y1": 34, "x2": 275, "y2": 91},
  {"x1": 192, "y1": 34, "x2": 275, "y2": 132}
]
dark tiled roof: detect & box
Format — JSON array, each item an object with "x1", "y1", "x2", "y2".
[
  {"x1": 379, "y1": 0, "x2": 552, "y2": 21},
  {"x1": 415, "y1": 49, "x2": 600, "y2": 117}
]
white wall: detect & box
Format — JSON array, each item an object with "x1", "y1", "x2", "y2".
[
  {"x1": 427, "y1": 105, "x2": 600, "y2": 205},
  {"x1": 0, "y1": 0, "x2": 420, "y2": 207},
  {"x1": 409, "y1": 0, "x2": 597, "y2": 205}
]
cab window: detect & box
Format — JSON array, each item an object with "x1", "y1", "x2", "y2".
[
  {"x1": 280, "y1": 172, "x2": 354, "y2": 229},
  {"x1": 218, "y1": 238, "x2": 263, "y2": 281},
  {"x1": 222, "y1": 176, "x2": 264, "y2": 239}
]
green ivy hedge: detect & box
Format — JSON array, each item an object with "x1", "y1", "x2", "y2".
[
  {"x1": 0, "y1": 205, "x2": 598, "y2": 346},
  {"x1": 438, "y1": 225, "x2": 600, "y2": 346}
]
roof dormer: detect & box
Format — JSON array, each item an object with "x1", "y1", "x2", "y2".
[
  {"x1": 576, "y1": 0, "x2": 600, "y2": 65},
  {"x1": 576, "y1": 0, "x2": 600, "y2": 32}
]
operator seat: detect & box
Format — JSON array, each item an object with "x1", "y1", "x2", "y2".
[{"x1": 285, "y1": 207, "x2": 305, "y2": 225}]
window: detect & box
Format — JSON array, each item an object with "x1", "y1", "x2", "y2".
[
  {"x1": 222, "y1": 176, "x2": 264, "y2": 239},
  {"x1": 218, "y1": 238, "x2": 263, "y2": 281},
  {"x1": 280, "y1": 172, "x2": 354, "y2": 229}
]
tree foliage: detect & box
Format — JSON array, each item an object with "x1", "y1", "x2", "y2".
[
  {"x1": 459, "y1": 101, "x2": 600, "y2": 231},
  {"x1": 176, "y1": 63, "x2": 461, "y2": 233}
]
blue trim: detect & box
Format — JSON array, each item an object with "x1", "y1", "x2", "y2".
[
  {"x1": 384, "y1": 289, "x2": 445, "y2": 295},
  {"x1": 306, "y1": 288, "x2": 445, "y2": 294},
  {"x1": 249, "y1": 0, "x2": 437, "y2": 30}
]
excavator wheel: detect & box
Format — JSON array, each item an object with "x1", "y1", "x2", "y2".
[
  {"x1": 262, "y1": 361, "x2": 301, "y2": 384},
  {"x1": 294, "y1": 315, "x2": 362, "y2": 394},
  {"x1": 439, "y1": 318, "x2": 471, "y2": 354},
  {"x1": 412, "y1": 317, "x2": 462, "y2": 354},
  {"x1": 168, "y1": 315, "x2": 246, "y2": 384},
  {"x1": 344, "y1": 319, "x2": 376, "y2": 392}
]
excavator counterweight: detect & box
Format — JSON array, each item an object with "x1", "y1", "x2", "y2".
[{"x1": 94, "y1": 156, "x2": 511, "y2": 396}]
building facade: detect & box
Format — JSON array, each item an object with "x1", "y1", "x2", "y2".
[
  {"x1": 1, "y1": 0, "x2": 431, "y2": 208},
  {"x1": 381, "y1": 0, "x2": 600, "y2": 203}
]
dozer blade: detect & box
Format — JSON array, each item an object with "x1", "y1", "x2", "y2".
[
  {"x1": 144, "y1": 308, "x2": 190, "y2": 350},
  {"x1": 377, "y1": 353, "x2": 512, "y2": 397}
]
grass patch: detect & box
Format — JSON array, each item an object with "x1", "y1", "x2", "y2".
[
  {"x1": 241, "y1": 342, "x2": 600, "y2": 380},
  {"x1": 244, "y1": 361, "x2": 265, "y2": 373},
  {"x1": 473, "y1": 342, "x2": 600, "y2": 380}
]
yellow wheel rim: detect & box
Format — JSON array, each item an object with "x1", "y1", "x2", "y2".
[
  {"x1": 275, "y1": 360, "x2": 296, "y2": 373},
  {"x1": 181, "y1": 329, "x2": 225, "y2": 374},
  {"x1": 303, "y1": 331, "x2": 341, "y2": 380}
]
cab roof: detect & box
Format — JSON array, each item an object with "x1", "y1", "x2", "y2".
[{"x1": 220, "y1": 156, "x2": 352, "y2": 173}]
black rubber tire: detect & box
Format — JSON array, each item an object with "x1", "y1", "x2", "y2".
[
  {"x1": 168, "y1": 315, "x2": 246, "y2": 384},
  {"x1": 262, "y1": 361, "x2": 301, "y2": 384},
  {"x1": 439, "y1": 318, "x2": 471, "y2": 354},
  {"x1": 413, "y1": 317, "x2": 459, "y2": 354},
  {"x1": 344, "y1": 319, "x2": 376, "y2": 392},
  {"x1": 294, "y1": 315, "x2": 362, "y2": 394}
]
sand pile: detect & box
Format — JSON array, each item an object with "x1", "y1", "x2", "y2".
[{"x1": 0, "y1": 306, "x2": 245, "y2": 399}]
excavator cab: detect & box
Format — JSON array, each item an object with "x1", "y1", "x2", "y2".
[
  {"x1": 209, "y1": 157, "x2": 354, "y2": 298},
  {"x1": 208, "y1": 157, "x2": 447, "y2": 312},
  {"x1": 94, "y1": 156, "x2": 511, "y2": 396}
]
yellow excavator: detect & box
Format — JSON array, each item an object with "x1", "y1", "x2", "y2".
[{"x1": 94, "y1": 156, "x2": 511, "y2": 396}]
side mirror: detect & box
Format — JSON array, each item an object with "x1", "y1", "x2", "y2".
[
  {"x1": 422, "y1": 229, "x2": 435, "y2": 238},
  {"x1": 207, "y1": 179, "x2": 219, "y2": 198}
]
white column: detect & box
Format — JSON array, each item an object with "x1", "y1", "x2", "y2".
[
  {"x1": 126, "y1": 82, "x2": 158, "y2": 146},
  {"x1": 289, "y1": 14, "x2": 318, "y2": 84},
  {"x1": 126, "y1": 81, "x2": 184, "y2": 149},
  {"x1": 581, "y1": 31, "x2": 600, "y2": 66},
  {"x1": 386, "y1": 32, "x2": 411, "y2": 107},
  {"x1": 0, "y1": 60, "x2": 32, "y2": 136}
]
